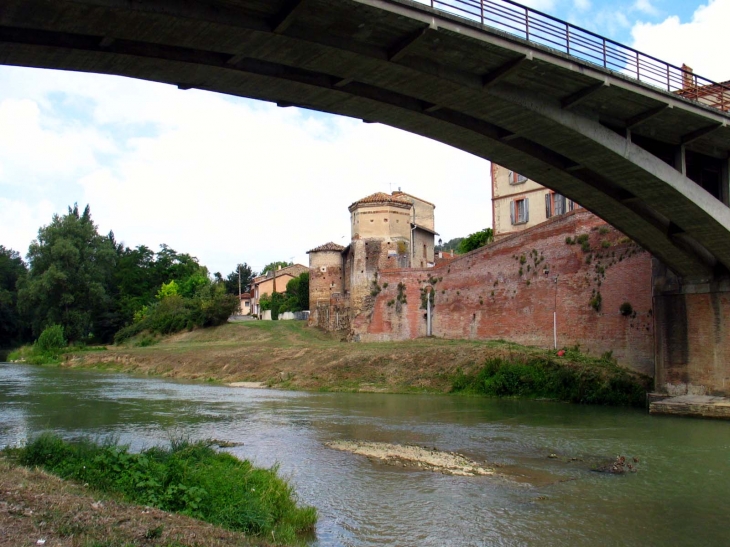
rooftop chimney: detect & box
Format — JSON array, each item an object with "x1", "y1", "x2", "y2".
[{"x1": 682, "y1": 64, "x2": 695, "y2": 90}]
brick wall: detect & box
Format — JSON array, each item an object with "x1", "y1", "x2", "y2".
[
  {"x1": 308, "y1": 250, "x2": 344, "y2": 326},
  {"x1": 355, "y1": 210, "x2": 655, "y2": 375},
  {"x1": 654, "y1": 264, "x2": 730, "y2": 395}
]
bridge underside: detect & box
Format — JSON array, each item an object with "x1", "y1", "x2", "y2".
[{"x1": 2, "y1": 0, "x2": 730, "y2": 279}]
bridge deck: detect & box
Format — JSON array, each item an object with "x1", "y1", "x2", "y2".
[{"x1": 2, "y1": 0, "x2": 730, "y2": 278}]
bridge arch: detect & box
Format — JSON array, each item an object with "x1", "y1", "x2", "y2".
[{"x1": 2, "y1": 0, "x2": 730, "y2": 279}]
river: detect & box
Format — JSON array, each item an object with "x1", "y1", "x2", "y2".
[{"x1": 1, "y1": 362, "x2": 728, "y2": 546}]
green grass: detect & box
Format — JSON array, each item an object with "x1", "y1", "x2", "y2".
[
  {"x1": 6, "y1": 434, "x2": 317, "y2": 543},
  {"x1": 451, "y1": 350, "x2": 651, "y2": 406}
]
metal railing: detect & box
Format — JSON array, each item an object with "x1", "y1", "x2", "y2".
[{"x1": 414, "y1": 0, "x2": 730, "y2": 112}]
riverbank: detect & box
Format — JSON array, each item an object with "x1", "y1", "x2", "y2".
[
  {"x1": 0, "y1": 456, "x2": 271, "y2": 547},
  {"x1": 28, "y1": 321, "x2": 651, "y2": 404}
]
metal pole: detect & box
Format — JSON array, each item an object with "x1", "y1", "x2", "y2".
[
  {"x1": 427, "y1": 290, "x2": 432, "y2": 336},
  {"x1": 238, "y1": 264, "x2": 242, "y2": 313},
  {"x1": 553, "y1": 275, "x2": 559, "y2": 349}
]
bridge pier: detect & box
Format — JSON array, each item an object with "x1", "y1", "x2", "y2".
[{"x1": 654, "y1": 261, "x2": 730, "y2": 396}]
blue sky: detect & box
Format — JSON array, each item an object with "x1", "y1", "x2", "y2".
[{"x1": 1, "y1": 0, "x2": 727, "y2": 275}]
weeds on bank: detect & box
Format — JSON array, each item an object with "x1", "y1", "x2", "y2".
[
  {"x1": 5, "y1": 435, "x2": 317, "y2": 543},
  {"x1": 451, "y1": 349, "x2": 651, "y2": 406}
]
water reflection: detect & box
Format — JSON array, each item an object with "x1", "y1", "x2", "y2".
[{"x1": 1, "y1": 363, "x2": 728, "y2": 547}]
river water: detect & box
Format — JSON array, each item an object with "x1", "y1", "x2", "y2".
[{"x1": 1, "y1": 362, "x2": 728, "y2": 546}]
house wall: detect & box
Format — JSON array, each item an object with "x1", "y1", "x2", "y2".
[
  {"x1": 413, "y1": 228, "x2": 435, "y2": 267},
  {"x1": 351, "y1": 204, "x2": 412, "y2": 240},
  {"x1": 355, "y1": 210, "x2": 655, "y2": 375},
  {"x1": 492, "y1": 164, "x2": 577, "y2": 239},
  {"x1": 393, "y1": 191, "x2": 436, "y2": 231}
]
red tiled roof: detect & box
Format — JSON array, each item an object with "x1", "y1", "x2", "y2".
[
  {"x1": 307, "y1": 242, "x2": 346, "y2": 253},
  {"x1": 349, "y1": 192, "x2": 412, "y2": 210}
]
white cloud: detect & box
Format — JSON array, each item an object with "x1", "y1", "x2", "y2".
[
  {"x1": 0, "y1": 67, "x2": 491, "y2": 275},
  {"x1": 0, "y1": 198, "x2": 56, "y2": 257},
  {"x1": 632, "y1": 0, "x2": 730, "y2": 82},
  {"x1": 573, "y1": 0, "x2": 591, "y2": 12},
  {"x1": 632, "y1": 0, "x2": 659, "y2": 15}
]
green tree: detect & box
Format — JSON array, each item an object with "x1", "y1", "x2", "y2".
[
  {"x1": 261, "y1": 261, "x2": 293, "y2": 276},
  {"x1": 224, "y1": 263, "x2": 256, "y2": 295},
  {"x1": 435, "y1": 237, "x2": 463, "y2": 253},
  {"x1": 17, "y1": 204, "x2": 117, "y2": 343},
  {"x1": 457, "y1": 228, "x2": 494, "y2": 254},
  {"x1": 280, "y1": 273, "x2": 309, "y2": 313},
  {"x1": 0, "y1": 246, "x2": 29, "y2": 347}
]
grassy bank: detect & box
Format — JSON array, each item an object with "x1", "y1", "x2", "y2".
[
  {"x1": 0, "y1": 456, "x2": 275, "y2": 547},
  {"x1": 3, "y1": 435, "x2": 316, "y2": 545},
  {"x1": 43, "y1": 321, "x2": 652, "y2": 406}
]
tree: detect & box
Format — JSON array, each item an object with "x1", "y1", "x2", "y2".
[
  {"x1": 280, "y1": 273, "x2": 309, "y2": 313},
  {"x1": 457, "y1": 228, "x2": 494, "y2": 254},
  {"x1": 261, "y1": 261, "x2": 293, "y2": 276},
  {"x1": 0, "y1": 246, "x2": 29, "y2": 347},
  {"x1": 435, "y1": 237, "x2": 463, "y2": 253},
  {"x1": 17, "y1": 204, "x2": 117, "y2": 343},
  {"x1": 224, "y1": 263, "x2": 256, "y2": 295}
]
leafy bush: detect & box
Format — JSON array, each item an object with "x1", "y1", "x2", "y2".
[
  {"x1": 35, "y1": 324, "x2": 66, "y2": 353},
  {"x1": 10, "y1": 435, "x2": 317, "y2": 542},
  {"x1": 451, "y1": 354, "x2": 650, "y2": 406}
]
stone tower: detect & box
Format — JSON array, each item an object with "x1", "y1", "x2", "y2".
[{"x1": 307, "y1": 242, "x2": 345, "y2": 326}]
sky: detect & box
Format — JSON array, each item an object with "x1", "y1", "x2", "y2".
[{"x1": 1, "y1": 0, "x2": 728, "y2": 276}]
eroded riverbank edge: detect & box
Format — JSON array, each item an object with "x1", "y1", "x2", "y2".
[
  {"x1": 38, "y1": 321, "x2": 651, "y2": 403},
  {"x1": 0, "y1": 457, "x2": 271, "y2": 547}
]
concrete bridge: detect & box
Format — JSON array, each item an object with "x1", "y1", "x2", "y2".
[{"x1": 2, "y1": 0, "x2": 729, "y2": 393}]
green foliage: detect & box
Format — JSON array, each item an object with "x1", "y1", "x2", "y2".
[
  {"x1": 457, "y1": 228, "x2": 494, "y2": 254},
  {"x1": 279, "y1": 273, "x2": 310, "y2": 313},
  {"x1": 0, "y1": 246, "x2": 29, "y2": 347},
  {"x1": 9, "y1": 435, "x2": 317, "y2": 542},
  {"x1": 17, "y1": 204, "x2": 117, "y2": 343},
  {"x1": 258, "y1": 293, "x2": 272, "y2": 312},
  {"x1": 261, "y1": 261, "x2": 293, "y2": 276},
  {"x1": 590, "y1": 290, "x2": 603, "y2": 312},
  {"x1": 451, "y1": 354, "x2": 649, "y2": 406},
  {"x1": 619, "y1": 301, "x2": 634, "y2": 316},
  {"x1": 156, "y1": 280, "x2": 180, "y2": 300},
  {"x1": 435, "y1": 237, "x2": 463, "y2": 253},
  {"x1": 115, "y1": 283, "x2": 238, "y2": 344},
  {"x1": 35, "y1": 324, "x2": 66, "y2": 353},
  {"x1": 223, "y1": 263, "x2": 257, "y2": 296},
  {"x1": 565, "y1": 236, "x2": 574, "y2": 245}
]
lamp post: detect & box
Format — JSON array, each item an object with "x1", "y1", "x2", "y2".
[{"x1": 544, "y1": 268, "x2": 559, "y2": 349}]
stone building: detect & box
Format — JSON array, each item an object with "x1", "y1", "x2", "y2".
[{"x1": 308, "y1": 190, "x2": 437, "y2": 330}]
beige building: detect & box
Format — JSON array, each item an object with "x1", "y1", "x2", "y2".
[
  {"x1": 309, "y1": 190, "x2": 437, "y2": 329},
  {"x1": 250, "y1": 264, "x2": 308, "y2": 317},
  {"x1": 491, "y1": 163, "x2": 578, "y2": 239},
  {"x1": 238, "y1": 292, "x2": 252, "y2": 315}
]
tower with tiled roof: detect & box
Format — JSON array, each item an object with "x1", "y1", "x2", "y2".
[{"x1": 307, "y1": 242, "x2": 345, "y2": 324}]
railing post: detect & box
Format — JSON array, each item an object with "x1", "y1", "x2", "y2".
[
  {"x1": 566, "y1": 23, "x2": 570, "y2": 54},
  {"x1": 480, "y1": 0, "x2": 484, "y2": 25},
  {"x1": 636, "y1": 51, "x2": 640, "y2": 81},
  {"x1": 525, "y1": 7, "x2": 529, "y2": 41},
  {"x1": 666, "y1": 64, "x2": 670, "y2": 92},
  {"x1": 602, "y1": 39, "x2": 606, "y2": 68}
]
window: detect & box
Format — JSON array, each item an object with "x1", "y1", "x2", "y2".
[
  {"x1": 510, "y1": 198, "x2": 529, "y2": 224},
  {"x1": 545, "y1": 192, "x2": 574, "y2": 218},
  {"x1": 508, "y1": 170, "x2": 528, "y2": 185},
  {"x1": 423, "y1": 244, "x2": 427, "y2": 258}
]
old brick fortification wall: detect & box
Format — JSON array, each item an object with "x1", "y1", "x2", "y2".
[
  {"x1": 654, "y1": 263, "x2": 730, "y2": 396},
  {"x1": 354, "y1": 210, "x2": 655, "y2": 376},
  {"x1": 308, "y1": 250, "x2": 344, "y2": 326}
]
